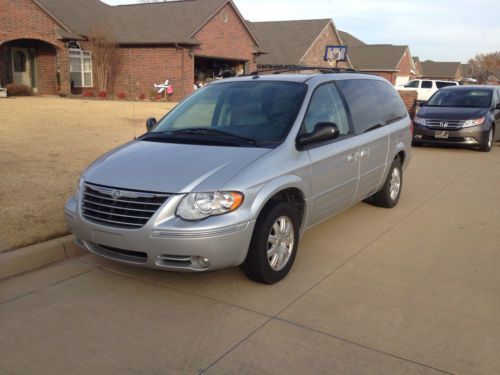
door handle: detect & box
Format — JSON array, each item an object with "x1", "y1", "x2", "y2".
[
  {"x1": 360, "y1": 148, "x2": 370, "y2": 158},
  {"x1": 347, "y1": 152, "x2": 359, "y2": 162}
]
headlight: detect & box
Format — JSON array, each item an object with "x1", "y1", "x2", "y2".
[
  {"x1": 463, "y1": 117, "x2": 485, "y2": 128},
  {"x1": 176, "y1": 191, "x2": 244, "y2": 221},
  {"x1": 413, "y1": 116, "x2": 426, "y2": 126}
]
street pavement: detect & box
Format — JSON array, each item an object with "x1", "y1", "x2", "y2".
[{"x1": 1, "y1": 144, "x2": 499, "y2": 375}]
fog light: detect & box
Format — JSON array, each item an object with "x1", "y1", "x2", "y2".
[
  {"x1": 197, "y1": 257, "x2": 211, "y2": 268},
  {"x1": 414, "y1": 135, "x2": 422, "y2": 139}
]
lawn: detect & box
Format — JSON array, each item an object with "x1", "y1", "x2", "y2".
[{"x1": 0, "y1": 97, "x2": 175, "y2": 252}]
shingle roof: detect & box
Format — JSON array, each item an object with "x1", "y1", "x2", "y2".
[
  {"x1": 337, "y1": 30, "x2": 365, "y2": 47},
  {"x1": 420, "y1": 60, "x2": 461, "y2": 79},
  {"x1": 34, "y1": 0, "x2": 254, "y2": 45},
  {"x1": 348, "y1": 44, "x2": 408, "y2": 71},
  {"x1": 248, "y1": 19, "x2": 332, "y2": 66}
]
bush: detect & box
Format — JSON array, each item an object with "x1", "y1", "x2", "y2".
[
  {"x1": 97, "y1": 91, "x2": 107, "y2": 98},
  {"x1": 6, "y1": 84, "x2": 33, "y2": 96},
  {"x1": 138, "y1": 93, "x2": 146, "y2": 100},
  {"x1": 83, "y1": 91, "x2": 94, "y2": 98},
  {"x1": 117, "y1": 92, "x2": 126, "y2": 99}
]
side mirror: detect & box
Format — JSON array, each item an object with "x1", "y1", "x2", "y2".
[
  {"x1": 146, "y1": 117, "x2": 157, "y2": 131},
  {"x1": 297, "y1": 122, "x2": 339, "y2": 149}
]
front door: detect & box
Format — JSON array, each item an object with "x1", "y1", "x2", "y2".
[
  {"x1": 304, "y1": 83, "x2": 361, "y2": 227},
  {"x1": 11, "y1": 48, "x2": 32, "y2": 87}
]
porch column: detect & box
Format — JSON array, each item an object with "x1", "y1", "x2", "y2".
[{"x1": 57, "y1": 48, "x2": 71, "y2": 94}]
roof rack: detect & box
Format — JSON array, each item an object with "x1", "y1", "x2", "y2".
[{"x1": 249, "y1": 66, "x2": 358, "y2": 76}]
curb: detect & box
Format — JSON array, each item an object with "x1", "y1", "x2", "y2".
[{"x1": 0, "y1": 235, "x2": 85, "y2": 280}]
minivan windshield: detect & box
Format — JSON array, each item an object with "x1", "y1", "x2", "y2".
[
  {"x1": 146, "y1": 81, "x2": 307, "y2": 147},
  {"x1": 427, "y1": 89, "x2": 492, "y2": 108}
]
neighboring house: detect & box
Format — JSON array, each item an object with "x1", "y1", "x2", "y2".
[
  {"x1": 0, "y1": 0, "x2": 262, "y2": 100},
  {"x1": 337, "y1": 30, "x2": 365, "y2": 47},
  {"x1": 248, "y1": 19, "x2": 351, "y2": 70},
  {"x1": 413, "y1": 56, "x2": 423, "y2": 77},
  {"x1": 420, "y1": 60, "x2": 462, "y2": 81},
  {"x1": 347, "y1": 44, "x2": 417, "y2": 85},
  {"x1": 461, "y1": 63, "x2": 473, "y2": 78}
]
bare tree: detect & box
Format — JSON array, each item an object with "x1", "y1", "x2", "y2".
[
  {"x1": 87, "y1": 29, "x2": 118, "y2": 93},
  {"x1": 467, "y1": 51, "x2": 500, "y2": 83}
]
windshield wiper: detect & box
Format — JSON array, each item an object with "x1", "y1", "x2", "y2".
[{"x1": 168, "y1": 128, "x2": 261, "y2": 146}]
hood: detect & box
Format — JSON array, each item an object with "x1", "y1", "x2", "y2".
[
  {"x1": 83, "y1": 140, "x2": 271, "y2": 193},
  {"x1": 417, "y1": 106, "x2": 487, "y2": 120}
]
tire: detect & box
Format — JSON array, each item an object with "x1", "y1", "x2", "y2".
[
  {"x1": 241, "y1": 201, "x2": 299, "y2": 284},
  {"x1": 370, "y1": 158, "x2": 403, "y2": 208},
  {"x1": 479, "y1": 127, "x2": 494, "y2": 152}
]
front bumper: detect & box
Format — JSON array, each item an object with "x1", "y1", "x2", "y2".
[
  {"x1": 413, "y1": 123, "x2": 489, "y2": 146},
  {"x1": 64, "y1": 195, "x2": 255, "y2": 272}
]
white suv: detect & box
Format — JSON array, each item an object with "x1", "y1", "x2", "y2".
[{"x1": 398, "y1": 79, "x2": 459, "y2": 102}]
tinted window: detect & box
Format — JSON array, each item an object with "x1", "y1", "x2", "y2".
[
  {"x1": 303, "y1": 83, "x2": 350, "y2": 135},
  {"x1": 336, "y1": 79, "x2": 385, "y2": 134},
  {"x1": 405, "y1": 80, "x2": 419, "y2": 88},
  {"x1": 421, "y1": 81, "x2": 433, "y2": 89},
  {"x1": 436, "y1": 81, "x2": 456, "y2": 89},
  {"x1": 427, "y1": 89, "x2": 492, "y2": 108},
  {"x1": 372, "y1": 81, "x2": 407, "y2": 123}
]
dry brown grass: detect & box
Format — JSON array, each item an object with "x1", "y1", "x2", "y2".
[{"x1": 0, "y1": 97, "x2": 175, "y2": 252}]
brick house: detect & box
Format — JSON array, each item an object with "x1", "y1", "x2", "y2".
[
  {"x1": 346, "y1": 44, "x2": 418, "y2": 85},
  {"x1": 247, "y1": 19, "x2": 351, "y2": 70},
  {"x1": 420, "y1": 60, "x2": 462, "y2": 81},
  {"x1": 0, "y1": 0, "x2": 262, "y2": 100}
]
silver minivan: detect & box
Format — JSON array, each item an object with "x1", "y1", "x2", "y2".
[{"x1": 65, "y1": 72, "x2": 412, "y2": 283}]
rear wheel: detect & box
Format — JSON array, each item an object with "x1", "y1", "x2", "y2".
[
  {"x1": 479, "y1": 127, "x2": 494, "y2": 152},
  {"x1": 370, "y1": 158, "x2": 403, "y2": 208},
  {"x1": 241, "y1": 201, "x2": 299, "y2": 284}
]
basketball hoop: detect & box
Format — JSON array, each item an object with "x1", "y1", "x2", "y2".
[{"x1": 324, "y1": 45, "x2": 347, "y2": 69}]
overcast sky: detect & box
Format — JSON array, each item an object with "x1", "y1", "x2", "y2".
[{"x1": 103, "y1": 0, "x2": 500, "y2": 63}]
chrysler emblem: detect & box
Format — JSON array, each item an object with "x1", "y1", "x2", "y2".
[
  {"x1": 440, "y1": 122, "x2": 448, "y2": 128},
  {"x1": 111, "y1": 190, "x2": 121, "y2": 199}
]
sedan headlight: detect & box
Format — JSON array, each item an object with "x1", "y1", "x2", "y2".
[
  {"x1": 176, "y1": 192, "x2": 244, "y2": 221},
  {"x1": 463, "y1": 117, "x2": 485, "y2": 128},
  {"x1": 413, "y1": 116, "x2": 426, "y2": 126}
]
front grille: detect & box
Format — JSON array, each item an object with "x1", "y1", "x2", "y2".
[
  {"x1": 81, "y1": 183, "x2": 170, "y2": 229},
  {"x1": 97, "y1": 244, "x2": 147, "y2": 263},
  {"x1": 425, "y1": 119, "x2": 465, "y2": 130}
]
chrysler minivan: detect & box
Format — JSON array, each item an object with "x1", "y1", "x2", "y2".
[{"x1": 65, "y1": 72, "x2": 412, "y2": 284}]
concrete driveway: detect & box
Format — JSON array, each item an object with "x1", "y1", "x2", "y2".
[{"x1": 1, "y1": 145, "x2": 499, "y2": 375}]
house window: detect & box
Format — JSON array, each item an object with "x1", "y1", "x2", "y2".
[{"x1": 69, "y1": 45, "x2": 92, "y2": 88}]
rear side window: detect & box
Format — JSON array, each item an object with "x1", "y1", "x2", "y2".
[
  {"x1": 372, "y1": 81, "x2": 407, "y2": 124},
  {"x1": 303, "y1": 83, "x2": 350, "y2": 135},
  {"x1": 421, "y1": 81, "x2": 433, "y2": 89},
  {"x1": 436, "y1": 81, "x2": 456, "y2": 89},
  {"x1": 336, "y1": 79, "x2": 385, "y2": 134}
]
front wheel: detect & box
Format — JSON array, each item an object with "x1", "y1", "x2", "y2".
[
  {"x1": 241, "y1": 202, "x2": 299, "y2": 284},
  {"x1": 479, "y1": 127, "x2": 494, "y2": 152},
  {"x1": 370, "y1": 158, "x2": 403, "y2": 208}
]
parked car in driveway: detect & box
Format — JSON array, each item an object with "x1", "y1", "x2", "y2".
[
  {"x1": 413, "y1": 85, "x2": 500, "y2": 152},
  {"x1": 65, "y1": 72, "x2": 412, "y2": 284},
  {"x1": 398, "y1": 79, "x2": 459, "y2": 102}
]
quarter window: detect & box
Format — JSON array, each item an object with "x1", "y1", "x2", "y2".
[
  {"x1": 336, "y1": 79, "x2": 385, "y2": 134},
  {"x1": 70, "y1": 47, "x2": 93, "y2": 88},
  {"x1": 303, "y1": 83, "x2": 350, "y2": 135}
]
